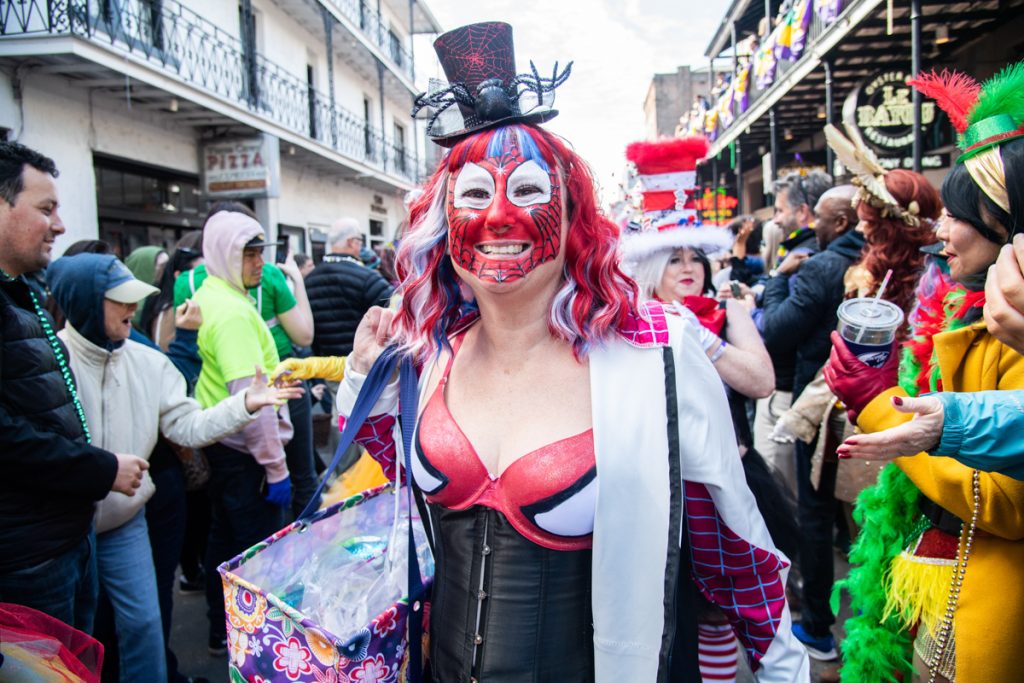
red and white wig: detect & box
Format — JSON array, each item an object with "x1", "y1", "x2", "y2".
[{"x1": 393, "y1": 124, "x2": 637, "y2": 361}]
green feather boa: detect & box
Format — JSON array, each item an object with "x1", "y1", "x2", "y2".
[{"x1": 834, "y1": 270, "x2": 980, "y2": 681}]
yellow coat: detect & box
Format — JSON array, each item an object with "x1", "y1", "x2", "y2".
[{"x1": 859, "y1": 320, "x2": 1024, "y2": 681}]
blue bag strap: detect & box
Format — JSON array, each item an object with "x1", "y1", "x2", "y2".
[
  {"x1": 297, "y1": 347, "x2": 400, "y2": 521},
  {"x1": 295, "y1": 348, "x2": 426, "y2": 680},
  {"x1": 399, "y1": 355, "x2": 425, "y2": 682}
]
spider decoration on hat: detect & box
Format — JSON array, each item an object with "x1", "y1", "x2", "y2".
[{"x1": 414, "y1": 62, "x2": 573, "y2": 140}]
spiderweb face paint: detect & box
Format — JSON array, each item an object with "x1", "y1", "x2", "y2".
[{"x1": 446, "y1": 136, "x2": 562, "y2": 283}]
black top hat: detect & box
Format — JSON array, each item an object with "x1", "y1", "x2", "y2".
[{"x1": 413, "y1": 22, "x2": 572, "y2": 147}]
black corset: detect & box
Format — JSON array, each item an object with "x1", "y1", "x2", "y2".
[{"x1": 427, "y1": 504, "x2": 594, "y2": 683}]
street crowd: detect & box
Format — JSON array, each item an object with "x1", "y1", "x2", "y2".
[{"x1": 1, "y1": 19, "x2": 1024, "y2": 683}]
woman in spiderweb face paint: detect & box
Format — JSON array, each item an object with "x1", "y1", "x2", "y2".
[
  {"x1": 331, "y1": 21, "x2": 808, "y2": 682},
  {"x1": 445, "y1": 129, "x2": 561, "y2": 284}
]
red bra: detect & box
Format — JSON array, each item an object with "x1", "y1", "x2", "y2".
[{"x1": 413, "y1": 334, "x2": 596, "y2": 551}]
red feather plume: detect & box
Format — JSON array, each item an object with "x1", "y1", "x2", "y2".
[
  {"x1": 626, "y1": 136, "x2": 709, "y2": 175},
  {"x1": 907, "y1": 69, "x2": 981, "y2": 134}
]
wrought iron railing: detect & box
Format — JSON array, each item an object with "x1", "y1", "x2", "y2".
[
  {"x1": 742, "y1": 7, "x2": 828, "y2": 114},
  {"x1": 0, "y1": 0, "x2": 422, "y2": 184},
  {"x1": 322, "y1": 0, "x2": 414, "y2": 80}
]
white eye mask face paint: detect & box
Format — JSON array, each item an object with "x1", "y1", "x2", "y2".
[
  {"x1": 505, "y1": 159, "x2": 551, "y2": 207},
  {"x1": 452, "y1": 162, "x2": 496, "y2": 210},
  {"x1": 446, "y1": 148, "x2": 563, "y2": 284}
]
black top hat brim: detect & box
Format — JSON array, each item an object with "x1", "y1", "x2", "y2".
[{"x1": 430, "y1": 108, "x2": 558, "y2": 147}]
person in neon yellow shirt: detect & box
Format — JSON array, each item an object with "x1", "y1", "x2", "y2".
[
  {"x1": 174, "y1": 202, "x2": 317, "y2": 522},
  {"x1": 191, "y1": 209, "x2": 296, "y2": 654}
]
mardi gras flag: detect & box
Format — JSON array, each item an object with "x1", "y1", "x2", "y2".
[
  {"x1": 717, "y1": 83, "x2": 735, "y2": 129},
  {"x1": 688, "y1": 113, "x2": 705, "y2": 136},
  {"x1": 735, "y1": 61, "x2": 752, "y2": 112},
  {"x1": 789, "y1": 0, "x2": 814, "y2": 60},
  {"x1": 814, "y1": 0, "x2": 843, "y2": 24},
  {"x1": 704, "y1": 107, "x2": 720, "y2": 141},
  {"x1": 754, "y1": 30, "x2": 779, "y2": 90},
  {"x1": 774, "y1": 7, "x2": 796, "y2": 61}
]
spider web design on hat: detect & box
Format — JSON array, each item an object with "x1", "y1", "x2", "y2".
[
  {"x1": 413, "y1": 21, "x2": 572, "y2": 146},
  {"x1": 434, "y1": 23, "x2": 515, "y2": 93}
]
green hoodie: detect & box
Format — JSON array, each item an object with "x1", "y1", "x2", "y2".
[{"x1": 125, "y1": 246, "x2": 165, "y2": 326}]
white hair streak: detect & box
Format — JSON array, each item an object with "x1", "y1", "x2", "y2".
[{"x1": 395, "y1": 178, "x2": 451, "y2": 359}]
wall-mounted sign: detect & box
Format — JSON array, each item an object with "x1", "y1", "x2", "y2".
[
  {"x1": 877, "y1": 153, "x2": 950, "y2": 170},
  {"x1": 844, "y1": 69, "x2": 937, "y2": 151},
  {"x1": 832, "y1": 153, "x2": 949, "y2": 178},
  {"x1": 202, "y1": 134, "x2": 280, "y2": 198},
  {"x1": 694, "y1": 188, "x2": 738, "y2": 225}
]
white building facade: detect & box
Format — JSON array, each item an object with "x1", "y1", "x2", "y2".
[{"x1": 0, "y1": 0, "x2": 441, "y2": 260}]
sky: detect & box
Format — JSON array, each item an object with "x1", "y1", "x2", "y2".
[{"x1": 413, "y1": 0, "x2": 729, "y2": 202}]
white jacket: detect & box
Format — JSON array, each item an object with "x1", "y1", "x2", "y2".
[{"x1": 60, "y1": 324, "x2": 257, "y2": 533}]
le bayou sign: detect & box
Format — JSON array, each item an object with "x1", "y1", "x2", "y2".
[
  {"x1": 202, "y1": 134, "x2": 280, "y2": 198},
  {"x1": 843, "y1": 69, "x2": 939, "y2": 152}
]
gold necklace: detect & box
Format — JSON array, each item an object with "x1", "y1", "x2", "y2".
[{"x1": 926, "y1": 468, "x2": 980, "y2": 683}]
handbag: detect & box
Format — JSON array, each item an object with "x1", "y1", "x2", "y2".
[{"x1": 218, "y1": 348, "x2": 431, "y2": 683}]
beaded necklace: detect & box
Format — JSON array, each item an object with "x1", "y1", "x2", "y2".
[{"x1": 0, "y1": 266, "x2": 91, "y2": 443}]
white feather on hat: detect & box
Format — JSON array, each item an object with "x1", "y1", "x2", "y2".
[{"x1": 824, "y1": 122, "x2": 922, "y2": 226}]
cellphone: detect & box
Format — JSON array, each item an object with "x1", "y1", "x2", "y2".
[{"x1": 730, "y1": 281, "x2": 742, "y2": 298}]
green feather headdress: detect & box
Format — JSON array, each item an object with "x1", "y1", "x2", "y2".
[
  {"x1": 910, "y1": 60, "x2": 1024, "y2": 160},
  {"x1": 909, "y1": 60, "x2": 1024, "y2": 215}
]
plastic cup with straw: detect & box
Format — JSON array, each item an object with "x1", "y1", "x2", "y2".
[{"x1": 837, "y1": 269, "x2": 905, "y2": 367}]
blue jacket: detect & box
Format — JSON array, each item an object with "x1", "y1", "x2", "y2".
[{"x1": 934, "y1": 390, "x2": 1024, "y2": 479}]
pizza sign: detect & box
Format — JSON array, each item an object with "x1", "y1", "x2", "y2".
[{"x1": 202, "y1": 135, "x2": 280, "y2": 198}]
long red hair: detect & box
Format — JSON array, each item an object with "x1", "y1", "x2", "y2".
[{"x1": 855, "y1": 169, "x2": 940, "y2": 317}]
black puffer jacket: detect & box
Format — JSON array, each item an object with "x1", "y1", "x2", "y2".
[
  {"x1": 758, "y1": 230, "x2": 818, "y2": 393},
  {"x1": 306, "y1": 255, "x2": 394, "y2": 357},
  {"x1": 0, "y1": 276, "x2": 117, "y2": 573},
  {"x1": 761, "y1": 229, "x2": 866, "y2": 400}
]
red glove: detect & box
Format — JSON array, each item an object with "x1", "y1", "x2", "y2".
[{"x1": 823, "y1": 331, "x2": 900, "y2": 421}]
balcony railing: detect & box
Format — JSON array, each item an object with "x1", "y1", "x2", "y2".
[
  {"x1": 685, "y1": 0, "x2": 842, "y2": 148},
  {"x1": 0, "y1": 0, "x2": 422, "y2": 184},
  {"x1": 323, "y1": 0, "x2": 414, "y2": 81},
  {"x1": 742, "y1": 6, "x2": 828, "y2": 115}
]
